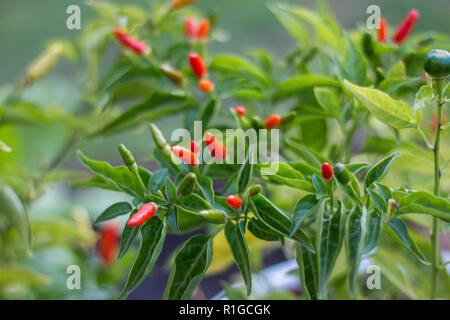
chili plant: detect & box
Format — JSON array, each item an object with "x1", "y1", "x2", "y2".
[{"x1": 1, "y1": 0, "x2": 449, "y2": 300}]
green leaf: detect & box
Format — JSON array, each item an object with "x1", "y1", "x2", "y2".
[
  {"x1": 198, "y1": 176, "x2": 215, "y2": 206},
  {"x1": 95, "y1": 202, "x2": 132, "y2": 223},
  {"x1": 363, "y1": 210, "x2": 382, "y2": 255},
  {"x1": 312, "y1": 174, "x2": 327, "y2": 199},
  {"x1": 366, "y1": 188, "x2": 386, "y2": 213},
  {"x1": 314, "y1": 87, "x2": 341, "y2": 118},
  {"x1": 345, "y1": 205, "x2": 368, "y2": 298},
  {"x1": 164, "y1": 234, "x2": 213, "y2": 300},
  {"x1": 78, "y1": 151, "x2": 146, "y2": 198},
  {"x1": 284, "y1": 138, "x2": 327, "y2": 167},
  {"x1": 210, "y1": 55, "x2": 269, "y2": 85},
  {"x1": 0, "y1": 185, "x2": 32, "y2": 255},
  {"x1": 250, "y1": 194, "x2": 314, "y2": 251},
  {"x1": 316, "y1": 200, "x2": 344, "y2": 298},
  {"x1": 288, "y1": 162, "x2": 321, "y2": 177},
  {"x1": 197, "y1": 98, "x2": 220, "y2": 130},
  {"x1": 237, "y1": 146, "x2": 254, "y2": 193},
  {"x1": 92, "y1": 90, "x2": 185, "y2": 136},
  {"x1": 117, "y1": 218, "x2": 167, "y2": 299},
  {"x1": 393, "y1": 190, "x2": 450, "y2": 221},
  {"x1": 384, "y1": 218, "x2": 430, "y2": 264},
  {"x1": 268, "y1": 3, "x2": 308, "y2": 45},
  {"x1": 248, "y1": 218, "x2": 282, "y2": 241},
  {"x1": 153, "y1": 148, "x2": 182, "y2": 176},
  {"x1": 343, "y1": 80, "x2": 419, "y2": 129},
  {"x1": 335, "y1": 170, "x2": 361, "y2": 204},
  {"x1": 277, "y1": 76, "x2": 339, "y2": 97},
  {"x1": 0, "y1": 266, "x2": 52, "y2": 286},
  {"x1": 346, "y1": 162, "x2": 369, "y2": 174},
  {"x1": 296, "y1": 243, "x2": 318, "y2": 300},
  {"x1": 166, "y1": 207, "x2": 179, "y2": 233},
  {"x1": 344, "y1": 33, "x2": 368, "y2": 85},
  {"x1": 117, "y1": 216, "x2": 141, "y2": 260},
  {"x1": 165, "y1": 178, "x2": 178, "y2": 203},
  {"x1": 149, "y1": 168, "x2": 168, "y2": 193},
  {"x1": 0, "y1": 140, "x2": 11, "y2": 152},
  {"x1": 364, "y1": 152, "x2": 400, "y2": 188},
  {"x1": 224, "y1": 221, "x2": 252, "y2": 296},
  {"x1": 300, "y1": 118, "x2": 328, "y2": 151},
  {"x1": 72, "y1": 175, "x2": 121, "y2": 192},
  {"x1": 374, "y1": 182, "x2": 392, "y2": 203},
  {"x1": 257, "y1": 163, "x2": 314, "y2": 192},
  {"x1": 290, "y1": 194, "x2": 319, "y2": 236}
]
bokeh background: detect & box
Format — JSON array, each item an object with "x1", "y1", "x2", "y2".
[{"x1": 0, "y1": 0, "x2": 449, "y2": 299}]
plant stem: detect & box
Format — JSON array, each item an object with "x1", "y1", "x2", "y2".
[{"x1": 431, "y1": 78, "x2": 444, "y2": 299}]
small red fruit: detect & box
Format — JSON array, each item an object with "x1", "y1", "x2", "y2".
[
  {"x1": 98, "y1": 223, "x2": 119, "y2": 265},
  {"x1": 127, "y1": 203, "x2": 157, "y2": 227},
  {"x1": 188, "y1": 52, "x2": 207, "y2": 78},
  {"x1": 113, "y1": 28, "x2": 149, "y2": 55},
  {"x1": 204, "y1": 132, "x2": 226, "y2": 160},
  {"x1": 321, "y1": 162, "x2": 333, "y2": 180},
  {"x1": 393, "y1": 9, "x2": 420, "y2": 44},
  {"x1": 171, "y1": 145, "x2": 199, "y2": 166},
  {"x1": 199, "y1": 78, "x2": 214, "y2": 93},
  {"x1": 190, "y1": 140, "x2": 200, "y2": 153},
  {"x1": 377, "y1": 17, "x2": 387, "y2": 43},
  {"x1": 197, "y1": 19, "x2": 210, "y2": 40},
  {"x1": 226, "y1": 195, "x2": 243, "y2": 210},
  {"x1": 185, "y1": 17, "x2": 197, "y2": 39},
  {"x1": 235, "y1": 106, "x2": 246, "y2": 116},
  {"x1": 265, "y1": 114, "x2": 281, "y2": 129}
]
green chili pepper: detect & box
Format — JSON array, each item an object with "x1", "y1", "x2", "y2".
[
  {"x1": 118, "y1": 144, "x2": 136, "y2": 169},
  {"x1": 334, "y1": 163, "x2": 350, "y2": 184},
  {"x1": 424, "y1": 49, "x2": 450, "y2": 78},
  {"x1": 281, "y1": 112, "x2": 296, "y2": 125},
  {"x1": 178, "y1": 172, "x2": 197, "y2": 196},
  {"x1": 198, "y1": 209, "x2": 226, "y2": 224},
  {"x1": 248, "y1": 184, "x2": 262, "y2": 198}
]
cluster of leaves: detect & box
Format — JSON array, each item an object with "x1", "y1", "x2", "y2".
[{"x1": 1, "y1": 0, "x2": 449, "y2": 299}]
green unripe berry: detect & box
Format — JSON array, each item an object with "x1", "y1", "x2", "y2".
[
  {"x1": 424, "y1": 49, "x2": 450, "y2": 78},
  {"x1": 177, "y1": 172, "x2": 197, "y2": 196},
  {"x1": 198, "y1": 209, "x2": 226, "y2": 224},
  {"x1": 118, "y1": 144, "x2": 136, "y2": 168},
  {"x1": 248, "y1": 184, "x2": 262, "y2": 198},
  {"x1": 334, "y1": 163, "x2": 350, "y2": 184}
]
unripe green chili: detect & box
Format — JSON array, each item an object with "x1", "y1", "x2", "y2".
[
  {"x1": 281, "y1": 112, "x2": 296, "y2": 125},
  {"x1": 198, "y1": 209, "x2": 226, "y2": 224},
  {"x1": 150, "y1": 123, "x2": 170, "y2": 155},
  {"x1": 251, "y1": 116, "x2": 264, "y2": 129},
  {"x1": 178, "y1": 172, "x2": 197, "y2": 196},
  {"x1": 248, "y1": 184, "x2": 262, "y2": 198},
  {"x1": 424, "y1": 49, "x2": 450, "y2": 79},
  {"x1": 334, "y1": 163, "x2": 350, "y2": 184},
  {"x1": 362, "y1": 32, "x2": 375, "y2": 58},
  {"x1": 161, "y1": 63, "x2": 184, "y2": 85},
  {"x1": 118, "y1": 144, "x2": 136, "y2": 169}
]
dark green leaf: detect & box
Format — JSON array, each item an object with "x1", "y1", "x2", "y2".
[
  {"x1": 118, "y1": 212, "x2": 140, "y2": 260},
  {"x1": 149, "y1": 168, "x2": 168, "y2": 193},
  {"x1": 237, "y1": 146, "x2": 254, "y2": 193},
  {"x1": 364, "y1": 152, "x2": 400, "y2": 188},
  {"x1": 165, "y1": 178, "x2": 177, "y2": 203},
  {"x1": 164, "y1": 234, "x2": 213, "y2": 300},
  {"x1": 224, "y1": 221, "x2": 252, "y2": 295},
  {"x1": 290, "y1": 194, "x2": 319, "y2": 236},
  {"x1": 248, "y1": 218, "x2": 282, "y2": 241},
  {"x1": 296, "y1": 243, "x2": 318, "y2": 300},
  {"x1": 95, "y1": 202, "x2": 132, "y2": 223},
  {"x1": 363, "y1": 210, "x2": 382, "y2": 254},
  {"x1": 384, "y1": 218, "x2": 430, "y2": 264},
  {"x1": 117, "y1": 218, "x2": 167, "y2": 299}
]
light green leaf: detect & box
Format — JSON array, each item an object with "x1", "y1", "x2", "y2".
[
  {"x1": 268, "y1": 3, "x2": 308, "y2": 45},
  {"x1": 393, "y1": 190, "x2": 450, "y2": 221},
  {"x1": 210, "y1": 55, "x2": 269, "y2": 85},
  {"x1": 314, "y1": 87, "x2": 341, "y2": 118},
  {"x1": 413, "y1": 85, "x2": 434, "y2": 115},
  {"x1": 344, "y1": 80, "x2": 419, "y2": 128}
]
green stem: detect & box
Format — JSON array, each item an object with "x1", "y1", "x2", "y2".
[{"x1": 431, "y1": 78, "x2": 445, "y2": 299}]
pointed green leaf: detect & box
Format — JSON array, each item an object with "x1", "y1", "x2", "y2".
[
  {"x1": 95, "y1": 202, "x2": 132, "y2": 223},
  {"x1": 393, "y1": 190, "x2": 450, "y2": 221},
  {"x1": 117, "y1": 218, "x2": 167, "y2": 299},
  {"x1": 364, "y1": 152, "x2": 400, "y2": 188},
  {"x1": 296, "y1": 243, "x2": 318, "y2": 300},
  {"x1": 224, "y1": 221, "x2": 252, "y2": 295},
  {"x1": 164, "y1": 234, "x2": 213, "y2": 300},
  {"x1": 149, "y1": 168, "x2": 168, "y2": 193},
  {"x1": 290, "y1": 194, "x2": 319, "y2": 236}
]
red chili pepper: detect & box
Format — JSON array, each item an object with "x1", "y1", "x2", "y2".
[
  {"x1": 198, "y1": 78, "x2": 214, "y2": 93},
  {"x1": 377, "y1": 17, "x2": 387, "y2": 43},
  {"x1": 128, "y1": 203, "x2": 157, "y2": 227},
  {"x1": 185, "y1": 17, "x2": 197, "y2": 39},
  {"x1": 98, "y1": 223, "x2": 119, "y2": 265},
  {"x1": 188, "y1": 52, "x2": 207, "y2": 78},
  {"x1": 190, "y1": 140, "x2": 200, "y2": 153},
  {"x1": 226, "y1": 195, "x2": 243, "y2": 210},
  {"x1": 197, "y1": 19, "x2": 210, "y2": 40},
  {"x1": 321, "y1": 162, "x2": 333, "y2": 180},
  {"x1": 235, "y1": 106, "x2": 246, "y2": 116},
  {"x1": 265, "y1": 114, "x2": 281, "y2": 129},
  {"x1": 113, "y1": 28, "x2": 149, "y2": 55},
  {"x1": 171, "y1": 145, "x2": 199, "y2": 166},
  {"x1": 204, "y1": 132, "x2": 226, "y2": 160},
  {"x1": 393, "y1": 9, "x2": 419, "y2": 44}
]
